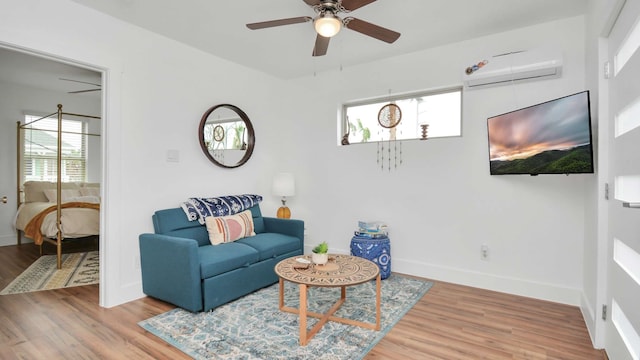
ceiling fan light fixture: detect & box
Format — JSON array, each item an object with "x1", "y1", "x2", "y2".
[{"x1": 314, "y1": 13, "x2": 342, "y2": 37}]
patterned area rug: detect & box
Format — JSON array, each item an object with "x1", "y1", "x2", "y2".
[
  {"x1": 139, "y1": 274, "x2": 432, "y2": 360},
  {"x1": 0, "y1": 251, "x2": 99, "y2": 295}
]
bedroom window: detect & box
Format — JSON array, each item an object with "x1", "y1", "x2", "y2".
[
  {"x1": 341, "y1": 87, "x2": 462, "y2": 144},
  {"x1": 21, "y1": 115, "x2": 87, "y2": 182}
]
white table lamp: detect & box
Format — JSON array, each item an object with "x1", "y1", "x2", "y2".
[{"x1": 272, "y1": 172, "x2": 295, "y2": 219}]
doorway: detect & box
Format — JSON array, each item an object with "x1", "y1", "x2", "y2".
[
  {"x1": 602, "y1": 0, "x2": 640, "y2": 358},
  {"x1": 0, "y1": 44, "x2": 104, "y2": 301}
]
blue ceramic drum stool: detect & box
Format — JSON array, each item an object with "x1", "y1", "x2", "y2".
[{"x1": 350, "y1": 235, "x2": 391, "y2": 279}]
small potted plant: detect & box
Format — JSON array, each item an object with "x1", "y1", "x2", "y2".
[{"x1": 311, "y1": 241, "x2": 329, "y2": 265}]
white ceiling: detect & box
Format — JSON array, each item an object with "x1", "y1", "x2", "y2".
[
  {"x1": 0, "y1": 47, "x2": 101, "y2": 95},
  {"x1": 0, "y1": 0, "x2": 588, "y2": 93},
  {"x1": 70, "y1": 0, "x2": 588, "y2": 79}
]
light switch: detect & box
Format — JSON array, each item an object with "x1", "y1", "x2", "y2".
[{"x1": 167, "y1": 149, "x2": 180, "y2": 162}]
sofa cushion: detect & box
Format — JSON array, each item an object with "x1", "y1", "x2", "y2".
[
  {"x1": 248, "y1": 206, "x2": 265, "y2": 233},
  {"x1": 153, "y1": 208, "x2": 210, "y2": 246},
  {"x1": 198, "y1": 243, "x2": 260, "y2": 278},
  {"x1": 235, "y1": 233, "x2": 301, "y2": 261}
]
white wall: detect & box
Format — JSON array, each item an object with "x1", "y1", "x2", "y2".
[
  {"x1": 0, "y1": 82, "x2": 100, "y2": 246},
  {"x1": 288, "y1": 16, "x2": 590, "y2": 305},
  {"x1": 1, "y1": 0, "x2": 596, "y2": 308},
  {"x1": 0, "y1": 0, "x2": 290, "y2": 307}
]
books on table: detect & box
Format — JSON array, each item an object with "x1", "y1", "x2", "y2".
[{"x1": 355, "y1": 220, "x2": 388, "y2": 238}]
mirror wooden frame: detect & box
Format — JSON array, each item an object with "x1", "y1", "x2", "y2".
[{"x1": 198, "y1": 104, "x2": 255, "y2": 168}]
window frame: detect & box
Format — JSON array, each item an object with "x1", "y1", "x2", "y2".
[
  {"x1": 340, "y1": 86, "x2": 463, "y2": 145},
  {"x1": 21, "y1": 114, "x2": 88, "y2": 184}
]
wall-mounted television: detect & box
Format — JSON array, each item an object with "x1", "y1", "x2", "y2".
[{"x1": 487, "y1": 91, "x2": 594, "y2": 176}]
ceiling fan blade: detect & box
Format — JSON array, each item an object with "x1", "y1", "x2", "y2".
[
  {"x1": 246, "y1": 16, "x2": 312, "y2": 30},
  {"x1": 302, "y1": 0, "x2": 322, "y2": 6},
  {"x1": 59, "y1": 77, "x2": 101, "y2": 87},
  {"x1": 344, "y1": 17, "x2": 400, "y2": 43},
  {"x1": 312, "y1": 35, "x2": 330, "y2": 56},
  {"x1": 68, "y1": 88, "x2": 101, "y2": 94},
  {"x1": 341, "y1": 0, "x2": 377, "y2": 11}
]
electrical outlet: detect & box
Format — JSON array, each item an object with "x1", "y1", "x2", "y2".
[{"x1": 481, "y1": 244, "x2": 489, "y2": 260}]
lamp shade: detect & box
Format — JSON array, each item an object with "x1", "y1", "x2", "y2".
[
  {"x1": 314, "y1": 13, "x2": 342, "y2": 37},
  {"x1": 272, "y1": 172, "x2": 295, "y2": 197}
]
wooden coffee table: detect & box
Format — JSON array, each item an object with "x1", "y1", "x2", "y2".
[{"x1": 274, "y1": 254, "x2": 381, "y2": 346}]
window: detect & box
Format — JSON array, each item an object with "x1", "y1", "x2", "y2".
[
  {"x1": 614, "y1": 14, "x2": 640, "y2": 76},
  {"x1": 341, "y1": 87, "x2": 462, "y2": 144},
  {"x1": 614, "y1": 238, "x2": 640, "y2": 286},
  {"x1": 203, "y1": 120, "x2": 247, "y2": 151},
  {"x1": 615, "y1": 95, "x2": 640, "y2": 137},
  {"x1": 22, "y1": 115, "x2": 87, "y2": 183},
  {"x1": 612, "y1": 299, "x2": 640, "y2": 359}
]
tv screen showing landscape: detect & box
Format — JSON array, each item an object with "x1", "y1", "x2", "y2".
[{"x1": 487, "y1": 91, "x2": 594, "y2": 175}]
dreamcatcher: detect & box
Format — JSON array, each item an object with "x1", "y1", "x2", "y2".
[
  {"x1": 377, "y1": 102, "x2": 403, "y2": 171},
  {"x1": 377, "y1": 103, "x2": 402, "y2": 128},
  {"x1": 205, "y1": 124, "x2": 226, "y2": 163}
]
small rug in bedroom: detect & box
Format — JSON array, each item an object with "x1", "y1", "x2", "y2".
[
  {"x1": 0, "y1": 251, "x2": 99, "y2": 295},
  {"x1": 138, "y1": 274, "x2": 432, "y2": 360}
]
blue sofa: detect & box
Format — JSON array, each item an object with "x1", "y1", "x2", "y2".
[{"x1": 138, "y1": 204, "x2": 304, "y2": 312}]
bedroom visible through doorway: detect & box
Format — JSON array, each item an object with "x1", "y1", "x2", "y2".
[{"x1": 0, "y1": 45, "x2": 104, "y2": 302}]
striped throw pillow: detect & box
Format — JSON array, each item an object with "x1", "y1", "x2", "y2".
[{"x1": 205, "y1": 210, "x2": 255, "y2": 245}]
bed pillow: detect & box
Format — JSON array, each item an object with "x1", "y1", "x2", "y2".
[
  {"x1": 205, "y1": 210, "x2": 255, "y2": 245},
  {"x1": 79, "y1": 187, "x2": 100, "y2": 197},
  {"x1": 66, "y1": 195, "x2": 101, "y2": 203},
  {"x1": 43, "y1": 189, "x2": 82, "y2": 203}
]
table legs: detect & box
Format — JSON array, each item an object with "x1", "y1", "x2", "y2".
[
  {"x1": 375, "y1": 273, "x2": 381, "y2": 328},
  {"x1": 300, "y1": 283, "x2": 308, "y2": 345},
  {"x1": 278, "y1": 274, "x2": 382, "y2": 346}
]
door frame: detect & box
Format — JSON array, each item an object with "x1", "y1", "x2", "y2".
[
  {"x1": 0, "y1": 41, "x2": 108, "y2": 304},
  {"x1": 594, "y1": 0, "x2": 640, "y2": 356}
]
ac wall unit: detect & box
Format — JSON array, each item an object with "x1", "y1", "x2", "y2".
[{"x1": 463, "y1": 48, "x2": 563, "y2": 89}]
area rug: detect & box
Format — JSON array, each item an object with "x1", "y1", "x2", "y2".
[
  {"x1": 139, "y1": 274, "x2": 432, "y2": 360},
  {"x1": 0, "y1": 251, "x2": 99, "y2": 295}
]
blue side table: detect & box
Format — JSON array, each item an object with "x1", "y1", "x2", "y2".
[{"x1": 350, "y1": 234, "x2": 391, "y2": 279}]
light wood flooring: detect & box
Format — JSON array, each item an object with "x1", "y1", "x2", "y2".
[{"x1": 0, "y1": 243, "x2": 606, "y2": 359}]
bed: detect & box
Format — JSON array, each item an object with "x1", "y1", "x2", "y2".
[
  {"x1": 15, "y1": 104, "x2": 101, "y2": 269},
  {"x1": 15, "y1": 181, "x2": 100, "y2": 242}
]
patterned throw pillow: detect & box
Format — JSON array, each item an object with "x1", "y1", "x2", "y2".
[{"x1": 205, "y1": 210, "x2": 255, "y2": 245}]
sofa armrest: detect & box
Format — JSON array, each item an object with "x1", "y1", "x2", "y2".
[
  {"x1": 138, "y1": 233, "x2": 203, "y2": 312},
  {"x1": 262, "y1": 217, "x2": 304, "y2": 248}
]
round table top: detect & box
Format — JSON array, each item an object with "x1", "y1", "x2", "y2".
[{"x1": 275, "y1": 254, "x2": 379, "y2": 287}]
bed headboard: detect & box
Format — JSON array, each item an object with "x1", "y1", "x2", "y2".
[{"x1": 22, "y1": 181, "x2": 100, "y2": 203}]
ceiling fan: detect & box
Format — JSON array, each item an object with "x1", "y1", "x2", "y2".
[
  {"x1": 246, "y1": 0, "x2": 400, "y2": 57},
  {"x1": 59, "y1": 78, "x2": 101, "y2": 94}
]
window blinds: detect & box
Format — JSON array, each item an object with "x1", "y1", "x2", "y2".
[{"x1": 22, "y1": 115, "x2": 87, "y2": 182}]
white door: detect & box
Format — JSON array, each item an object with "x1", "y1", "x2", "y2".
[{"x1": 606, "y1": 0, "x2": 640, "y2": 358}]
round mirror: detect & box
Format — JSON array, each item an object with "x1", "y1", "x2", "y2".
[{"x1": 198, "y1": 104, "x2": 255, "y2": 168}]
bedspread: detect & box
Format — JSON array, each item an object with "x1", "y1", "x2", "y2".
[{"x1": 22, "y1": 202, "x2": 100, "y2": 245}]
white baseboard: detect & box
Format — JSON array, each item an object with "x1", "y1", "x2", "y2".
[
  {"x1": 0, "y1": 236, "x2": 14, "y2": 247},
  {"x1": 101, "y1": 281, "x2": 145, "y2": 309},
  {"x1": 320, "y1": 245, "x2": 582, "y2": 305},
  {"x1": 0, "y1": 233, "x2": 33, "y2": 247},
  {"x1": 580, "y1": 291, "x2": 599, "y2": 348},
  {"x1": 393, "y1": 257, "x2": 582, "y2": 306},
  {"x1": 0, "y1": 227, "x2": 35, "y2": 247}
]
